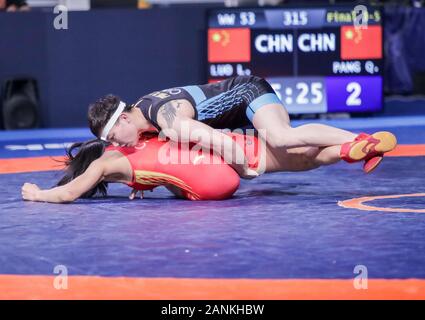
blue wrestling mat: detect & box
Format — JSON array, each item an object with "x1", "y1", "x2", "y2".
[{"x1": 0, "y1": 115, "x2": 424, "y2": 299}]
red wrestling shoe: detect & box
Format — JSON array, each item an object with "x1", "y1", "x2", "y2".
[
  {"x1": 349, "y1": 133, "x2": 385, "y2": 173},
  {"x1": 363, "y1": 154, "x2": 384, "y2": 174},
  {"x1": 340, "y1": 131, "x2": 397, "y2": 168}
]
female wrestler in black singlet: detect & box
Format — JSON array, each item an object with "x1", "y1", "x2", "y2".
[{"x1": 87, "y1": 76, "x2": 395, "y2": 181}]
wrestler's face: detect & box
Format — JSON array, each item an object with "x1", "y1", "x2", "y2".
[{"x1": 106, "y1": 114, "x2": 139, "y2": 147}]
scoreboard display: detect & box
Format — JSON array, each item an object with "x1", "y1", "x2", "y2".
[{"x1": 207, "y1": 6, "x2": 383, "y2": 114}]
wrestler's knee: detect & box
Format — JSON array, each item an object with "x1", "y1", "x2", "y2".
[{"x1": 264, "y1": 126, "x2": 299, "y2": 149}]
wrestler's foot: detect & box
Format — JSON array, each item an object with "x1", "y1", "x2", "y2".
[
  {"x1": 347, "y1": 133, "x2": 385, "y2": 173},
  {"x1": 363, "y1": 154, "x2": 384, "y2": 174},
  {"x1": 340, "y1": 131, "x2": 397, "y2": 163}
]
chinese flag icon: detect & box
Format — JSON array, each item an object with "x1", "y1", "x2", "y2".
[
  {"x1": 340, "y1": 25, "x2": 382, "y2": 60},
  {"x1": 208, "y1": 28, "x2": 251, "y2": 63}
]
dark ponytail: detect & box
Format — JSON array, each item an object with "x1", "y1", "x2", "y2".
[{"x1": 56, "y1": 139, "x2": 109, "y2": 198}]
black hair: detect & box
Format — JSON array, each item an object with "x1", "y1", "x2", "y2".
[
  {"x1": 56, "y1": 139, "x2": 109, "y2": 198},
  {"x1": 88, "y1": 94, "x2": 134, "y2": 138}
]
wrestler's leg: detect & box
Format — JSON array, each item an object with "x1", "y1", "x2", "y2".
[
  {"x1": 262, "y1": 145, "x2": 321, "y2": 172},
  {"x1": 243, "y1": 76, "x2": 357, "y2": 149},
  {"x1": 252, "y1": 103, "x2": 357, "y2": 149},
  {"x1": 262, "y1": 143, "x2": 343, "y2": 173},
  {"x1": 311, "y1": 145, "x2": 342, "y2": 166}
]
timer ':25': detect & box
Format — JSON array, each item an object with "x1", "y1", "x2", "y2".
[{"x1": 271, "y1": 81, "x2": 363, "y2": 106}]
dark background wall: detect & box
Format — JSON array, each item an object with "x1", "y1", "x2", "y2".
[
  {"x1": 0, "y1": 7, "x2": 210, "y2": 128},
  {"x1": 1, "y1": 5, "x2": 424, "y2": 128}
]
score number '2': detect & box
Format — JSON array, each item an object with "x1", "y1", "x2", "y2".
[{"x1": 346, "y1": 82, "x2": 362, "y2": 106}]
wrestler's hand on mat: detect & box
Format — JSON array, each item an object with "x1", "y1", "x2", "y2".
[
  {"x1": 21, "y1": 183, "x2": 41, "y2": 201},
  {"x1": 129, "y1": 189, "x2": 144, "y2": 200},
  {"x1": 239, "y1": 166, "x2": 259, "y2": 180}
]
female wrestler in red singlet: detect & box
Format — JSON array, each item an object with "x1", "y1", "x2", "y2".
[
  {"x1": 21, "y1": 133, "x2": 245, "y2": 203},
  {"x1": 21, "y1": 130, "x2": 394, "y2": 203}
]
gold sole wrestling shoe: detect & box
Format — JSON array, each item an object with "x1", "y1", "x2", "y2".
[{"x1": 340, "y1": 131, "x2": 397, "y2": 163}]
